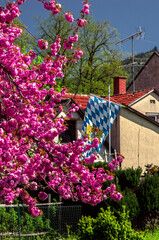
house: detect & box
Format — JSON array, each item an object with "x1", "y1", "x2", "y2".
[
  {"x1": 56, "y1": 95, "x2": 87, "y2": 143},
  {"x1": 59, "y1": 94, "x2": 110, "y2": 161},
  {"x1": 127, "y1": 51, "x2": 159, "y2": 92},
  {"x1": 109, "y1": 77, "x2": 159, "y2": 170},
  {"x1": 112, "y1": 76, "x2": 159, "y2": 122},
  {"x1": 58, "y1": 76, "x2": 159, "y2": 171}
]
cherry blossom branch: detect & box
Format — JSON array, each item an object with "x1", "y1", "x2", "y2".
[{"x1": 0, "y1": 63, "x2": 25, "y2": 99}]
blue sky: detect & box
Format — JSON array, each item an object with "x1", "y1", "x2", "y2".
[{"x1": 2, "y1": 0, "x2": 159, "y2": 58}]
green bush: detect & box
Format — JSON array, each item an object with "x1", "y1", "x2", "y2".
[
  {"x1": 115, "y1": 167, "x2": 142, "y2": 190},
  {"x1": 0, "y1": 206, "x2": 52, "y2": 239},
  {"x1": 78, "y1": 207, "x2": 145, "y2": 240},
  {"x1": 120, "y1": 187, "x2": 140, "y2": 221},
  {"x1": 76, "y1": 215, "x2": 95, "y2": 240},
  {"x1": 103, "y1": 188, "x2": 140, "y2": 222},
  {"x1": 139, "y1": 173, "x2": 159, "y2": 215}
]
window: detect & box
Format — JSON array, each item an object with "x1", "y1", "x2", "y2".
[
  {"x1": 149, "y1": 115, "x2": 156, "y2": 121},
  {"x1": 146, "y1": 112, "x2": 159, "y2": 122},
  {"x1": 59, "y1": 120, "x2": 76, "y2": 143},
  {"x1": 150, "y1": 99, "x2": 156, "y2": 104}
]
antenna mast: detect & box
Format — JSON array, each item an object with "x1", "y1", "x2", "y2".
[{"x1": 115, "y1": 27, "x2": 144, "y2": 93}]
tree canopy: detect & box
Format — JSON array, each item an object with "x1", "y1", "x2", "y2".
[
  {"x1": 0, "y1": 0, "x2": 123, "y2": 216},
  {"x1": 32, "y1": 14, "x2": 127, "y2": 95}
]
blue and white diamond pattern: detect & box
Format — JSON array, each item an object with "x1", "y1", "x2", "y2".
[{"x1": 82, "y1": 95, "x2": 121, "y2": 157}]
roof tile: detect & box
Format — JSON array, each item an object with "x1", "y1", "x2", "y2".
[
  {"x1": 62, "y1": 93, "x2": 90, "y2": 109},
  {"x1": 106, "y1": 89, "x2": 152, "y2": 105},
  {"x1": 63, "y1": 89, "x2": 153, "y2": 109}
]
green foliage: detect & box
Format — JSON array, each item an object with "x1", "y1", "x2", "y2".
[
  {"x1": 144, "y1": 228, "x2": 159, "y2": 240},
  {"x1": 119, "y1": 188, "x2": 140, "y2": 221},
  {"x1": 115, "y1": 167, "x2": 142, "y2": 190},
  {"x1": 139, "y1": 173, "x2": 159, "y2": 215},
  {"x1": 32, "y1": 55, "x2": 44, "y2": 66},
  {"x1": 85, "y1": 161, "x2": 109, "y2": 171},
  {"x1": 78, "y1": 207, "x2": 145, "y2": 240},
  {"x1": 104, "y1": 188, "x2": 140, "y2": 222},
  {"x1": 20, "y1": 45, "x2": 44, "y2": 66},
  {"x1": 50, "y1": 204, "x2": 59, "y2": 219},
  {"x1": 67, "y1": 17, "x2": 127, "y2": 95},
  {"x1": 77, "y1": 215, "x2": 95, "y2": 240},
  {"x1": 35, "y1": 13, "x2": 127, "y2": 95},
  {"x1": 0, "y1": 206, "x2": 52, "y2": 239},
  {"x1": 0, "y1": 207, "x2": 11, "y2": 233},
  {"x1": 13, "y1": 18, "x2": 36, "y2": 50}
]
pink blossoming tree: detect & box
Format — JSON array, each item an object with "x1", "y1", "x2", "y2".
[{"x1": 0, "y1": 0, "x2": 122, "y2": 217}]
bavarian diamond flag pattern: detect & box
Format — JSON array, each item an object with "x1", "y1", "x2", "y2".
[{"x1": 82, "y1": 95, "x2": 122, "y2": 157}]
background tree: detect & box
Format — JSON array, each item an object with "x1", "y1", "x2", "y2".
[
  {"x1": 33, "y1": 14, "x2": 127, "y2": 95},
  {"x1": 69, "y1": 17, "x2": 127, "y2": 95},
  {"x1": 13, "y1": 18, "x2": 36, "y2": 51}
]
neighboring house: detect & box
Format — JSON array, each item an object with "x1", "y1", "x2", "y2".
[
  {"x1": 58, "y1": 76, "x2": 159, "y2": 171},
  {"x1": 112, "y1": 77, "x2": 159, "y2": 122},
  {"x1": 109, "y1": 77, "x2": 159, "y2": 170},
  {"x1": 127, "y1": 51, "x2": 159, "y2": 92}
]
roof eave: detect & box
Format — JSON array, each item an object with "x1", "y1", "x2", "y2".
[{"x1": 123, "y1": 104, "x2": 159, "y2": 127}]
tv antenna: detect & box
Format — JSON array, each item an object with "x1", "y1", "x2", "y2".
[{"x1": 115, "y1": 27, "x2": 145, "y2": 93}]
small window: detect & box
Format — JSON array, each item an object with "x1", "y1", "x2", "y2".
[
  {"x1": 150, "y1": 99, "x2": 155, "y2": 104},
  {"x1": 146, "y1": 112, "x2": 159, "y2": 122},
  {"x1": 149, "y1": 116, "x2": 156, "y2": 121}
]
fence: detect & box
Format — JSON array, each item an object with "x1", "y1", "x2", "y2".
[{"x1": 0, "y1": 203, "x2": 82, "y2": 239}]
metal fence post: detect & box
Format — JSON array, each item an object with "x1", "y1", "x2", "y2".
[{"x1": 18, "y1": 203, "x2": 21, "y2": 240}]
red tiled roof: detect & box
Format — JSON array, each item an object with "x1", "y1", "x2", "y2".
[
  {"x1": 106, "y1": 89, "x2": 152, "y2": 105},
  {"x1": 62, "y1": 93, "x2": 90, "y2": 109},
  {"x1": 62, "y1": 89, "x2": 154, "y2": 110}
]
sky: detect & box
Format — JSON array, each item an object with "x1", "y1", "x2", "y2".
[{"x1": 2, "y1": 0, "x2": 159, "y2": 58}]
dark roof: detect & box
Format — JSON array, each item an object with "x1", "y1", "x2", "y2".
[{"x1": 127, "y1": 51, "x2": 159, "y2": 91}]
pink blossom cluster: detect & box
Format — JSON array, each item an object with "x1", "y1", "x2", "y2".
[
  {"x1": 69, "y1": 103, "x2": 81, "y2": 113},
  {"x1": 68, "y1": 34, "x2": 78, "y2": 43},
  {"x1": 77, "y1": 19, "x2": 87, "y2": 28},
  {"x1": 43, "y1": 1, "x2": 62, "y2": 15},
  {"x1": 0, "y1": 2, "x2": 20, "y2": 23},
  {"x1": 0, "y1": 0, "x2": 123, "y2": 217},
  {"x1": 74, "y1": 50, "x2": 83, "y2": 59},
  {"x1": 105, "y1": 184, "x2": 123, "y2": 202},
  {"x1": 63, "y1": 34, "x2": 79, "y2": 52},
  {"x1": 81, "y1": 1, "x2": 90, "y2": 15},
  {"x1": 108, "y1": 155, "x2": 124, "y2": 171},
  {"x1": 38, "y1": 39, "x2": 49, "y2": 50},
  {"x1": 50, "y1": 38, "x2": 61, "y2": 56},
  {"x1": 17, "y1": 0, "x2": 26, "y2": 5},
  {"x1": 65, "y1": 12, "x2": 74, "y2": 23}
]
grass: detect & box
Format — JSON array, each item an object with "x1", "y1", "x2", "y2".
[
  {"x1": 59, "y1": 228, "x2": 159, "y2": 240},
  {"x1": 145, "y1": 228, "x2": 159, "y2": 240}
]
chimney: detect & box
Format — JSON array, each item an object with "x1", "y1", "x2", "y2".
[{"x1": 113, "y1": 76, "x2": 126, "y2": 95}]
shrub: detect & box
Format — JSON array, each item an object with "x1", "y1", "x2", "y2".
[
  {"x1": 115, "y1": 167, "x2": 142, "y2": 190},
  {"x1": 78, "y1": 207, "x2": 145, "y2": 240},
  {"x1": 120, "y1": 187, "x2": 140, "y2": 221},
  {"x1": 77, "y1": 215, "x2": 95, "y2": 240},
  {"x1": 0, "y1": 206, "x2": 52, "y2": 239},
  {"x1": 139, "y1": 173, "x2": 159, "y2": 215}
]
